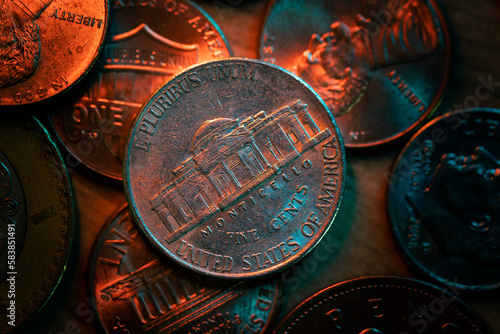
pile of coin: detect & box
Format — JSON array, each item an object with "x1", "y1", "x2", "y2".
[{"x1": 0, "y1": 0, "x2": 498, "y2": 333}]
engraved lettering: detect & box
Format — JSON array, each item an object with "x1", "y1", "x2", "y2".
[
  {"x1": 187, "y1": 14, "x2": 225, "y2": 59},
  {"x1": 243, "y1": 315, "x2": 264, "y2": 333},
  {"x1": 176, "y1": 240, "x2": 232, "y2": 271},
  {"x1": 106, "y1": 228, "x2": 135, "y2": 254},
  {"x1": 190, "y1": 313, "x2": 233, "y2": 333},
  {"x1": 51, "y1": 75, "x2": 69, "y2": 91},
  {"x1": 51, "y1": 9, "x2": 103, "y2": 29},
  {"x1": 138, "y1": 115, "x2": 158, "y2": 136},
  {"x1": 205, "y1": 63, "x2": 257, "y2": 82},
  {"x1": 300, "y1": 212, "x2": 321, "y2": 237},
  {"x1": 98, "y1": 256, "x2": 124, "y2": 270},
  {"x1": 287, "y1": 236, "x2": 300, "y2": 252},
  {"x1": 441, "y1": 323, "x2": 461, "y2": 333},
  {"x1": 462, "y1": 117, "x2": 500, "y2": 138},
  {"x1": 30, "y1": 205, "x2": 56, "y2": 225},
  {"x1": 225, "y1": 229, "x2": 259, "y2": 245},
  {"x1": 24, "y1": 91, "x2": 34, "y2": 101},
  {"x1": 349, "y1": 131, "x2": 366, "y2": 142},
  {"x1": 37, "y1": 88, "x2": 46, "y2": 97},
  {"x1": 368, "y1": 298, "x2": 384, "y2": 318},
  {"x1": 242, "y1": 255, "x2": 252, "y2": 271},
  {"x1": 228, "y1": 208, "x2": 237, "y2": 219},
  {"x1": 251, "y1": 253, "x2": 263, "y2": 269},
  {"x1": 326, "y1": 308, "x2": 342, "y2": 329},
  {"x1": 266, "y1": 185, "x2": 307, "y2": 232},
  {"x1": 133, "y1": 138, "x2": 149, "y2": 152},
  {"x1": 317, "y1": 139, "x2": 340, "y2": 215},
  {"x1": 98, "y1": 227, "x2": 136, "y2": 274},
  {"x1": 134, "y1": 74, "x2": 202, "y2": 152},
  {"x1": 188, "y1": 72, "x2": 202, "y2": 87},
  {"x1": 164, "y1": 0, "x2": 188, "y2": 16},
  {"x1": 242, "y1": 237, "x2": 299, "y2": 271},
  {"x1": 201, "y1": 226, "x2": 213, "y2": 238},
  {"x1": 386, "y1": 70, "x2": 426, "y2": 112},
  {"x1": 242, "y1": 64, "x2": 256, "y2": 80}
]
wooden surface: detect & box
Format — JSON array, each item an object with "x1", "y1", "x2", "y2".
[{"x1": 25, "y1": 0, "x2": 500, "y2": 332}]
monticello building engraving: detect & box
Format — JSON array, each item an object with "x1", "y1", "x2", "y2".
[{"x1": 150, "y1": 100, "x2": 331, "y2": 243}]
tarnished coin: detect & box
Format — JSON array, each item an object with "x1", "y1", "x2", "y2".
[
  {"x1": 388, "y1": 108, "x2": 500, "y2": 291},
  {"x1": 0, "y1": 113, "x2": 74, "y2": 332},
  {"x1": 0, "y1": 0, "x2": 108, "y2": 105},
  {"x1": 260, "y1": 0, "x2": 451, "y2": 147},
  {"x1": 273, "y1": 276, "x2": 494, "y2": 333},
  {"x1": 50, "y1": 0, "x2": 232, "y2": 179},
  {"x1": 124, "y1": 58, "x2": 345, "y2": 278},
  {"x1": 89, "y1": 204, "x2": 279, "y2": 333}
]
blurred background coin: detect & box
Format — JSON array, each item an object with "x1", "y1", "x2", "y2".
[
  {"x1": 273, "y1": 276, "x2": 494, "y2": 333},
  {"x1": 260, "y1": 0, "x2": 451, "y2": 147},
  {"x1": 124, "y1": 58, "x2": 345, "y2": 279},
  {"x1": 0, "y1": 0, "x2": 108, "y2": 106},
  {"x1": 50, "y1": 0, "x2": 232, "y2": 179},
  {"x1": 0, "y1": 113, "x2": 74, "y2": 333},
  {"x1": 388, "y1": 108, "x2": 500, "y2": 291},
  {"x1": 89, "y1": 204, "x2": 279, "y2": 334}
]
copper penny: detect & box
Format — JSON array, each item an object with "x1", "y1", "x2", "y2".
[
  {"x1": 124, "y1": 58, "x2": 345, "y2": 278},
  {"x1": 260, "y1": 0, "x2": 451, "y2": 147},
  {"x1": 89, "y1": 204, "x2": 279, "y2": 333},
  {"x1": 0, "y1": 0, "x2": 108, "y2": 105},
  {"x1": 49, "y1": 0, "x2": 232, "y2": 179},
  {"x1": 388, "y1": 108, "x2": 500, "y2": 291},
  {"x1": 273, "y1": 276, "x2": 494, "y2": 333},
  {"x1": 0, "y1": 113, "x2": 74, "y2": 332}
]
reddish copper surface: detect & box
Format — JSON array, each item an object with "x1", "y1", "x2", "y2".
[
  {"x1": 0, "y1": 0, "x2": 108, "y2": 105},
  {"x1": 90, "y1": 205, "x2": 279, "y2": 333},
  {"x1": 49, "y1": 0, "x2": 232, "y2": 179}
]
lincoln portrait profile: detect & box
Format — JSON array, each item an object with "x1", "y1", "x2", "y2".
[
  {"x1": 407, "y1": 146, "x2": 500, "y2": 265},
  {"x1": 296, "y1": 0, "x2": 441, "y2": 116},
  {"x1": 0, "y1": 0, "x2": 53, "y2": 88}
]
